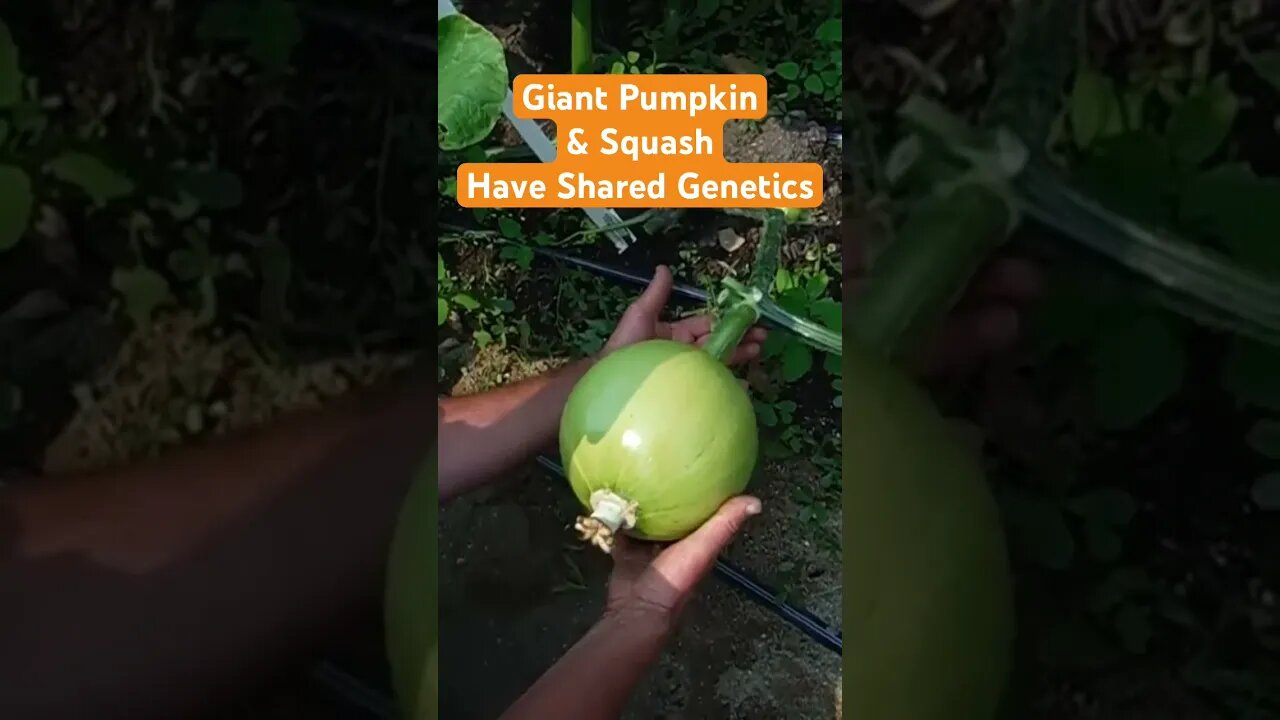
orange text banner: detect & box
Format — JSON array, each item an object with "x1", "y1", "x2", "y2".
[{"x1": 456, "y1": 74, "x2": 824, "y2": 209}]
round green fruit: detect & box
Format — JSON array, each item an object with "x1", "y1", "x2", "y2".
[
  {"x1": 385, "y1": 451, "x2": 438, "y2": 719},
  {"x1": 559, "y1": 339, "x2": 758, "y2": 551}
]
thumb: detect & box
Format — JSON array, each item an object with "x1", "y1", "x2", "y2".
[
  {"x1": 626, "y1": 265, "x2": 673, "y2": 320},
  {"x1": 649, "y1": 495, "x2": 762, "y2": 592}
]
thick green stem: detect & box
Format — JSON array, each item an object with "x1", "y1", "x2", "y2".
[
  {"x1": 703, "y1": 209, "x2": 787, "y2": 362},
  {"x1": 849, "y1": 185, "x2": 1012, "y2": 359},
  {"x1": 703, "y1": 304, "x2": 760, "y2": 362},
  {"x1": 571, "y1": 0, "x2": 592, "y2": 74}
]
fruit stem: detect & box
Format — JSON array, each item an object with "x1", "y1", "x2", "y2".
[
  {"x1": 576, "y1": 489, "x2": 638, "y2": 553},
  {"x1": 571, "y1": 0, "x2": 592, "y2": 74},
  {"x1": 703, "y1": 208, "x2": 787, "y2": 362}
]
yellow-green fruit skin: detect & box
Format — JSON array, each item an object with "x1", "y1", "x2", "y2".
[
  {"x1": 844, "y1": 345, "x2": 1014, "y2": 720},
  {"x1": 384, "y1": 453, "x2": 438, "y2": 719},
  {"x1": 559, "y1": 339, "x2": 758, "y2": 540}
]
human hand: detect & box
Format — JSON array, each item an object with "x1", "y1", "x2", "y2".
[
  {"x1": 602, "y1": 265, "x2": 767, "y2": 364},
  {"x1": 602, "y1": 495, "x2": 762, "y2": 632},
  {"x1": 844, "y1": 224, "x2": 1043, "y2": 375}
]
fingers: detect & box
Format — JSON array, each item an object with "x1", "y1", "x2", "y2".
[
  {"x1": 967, "y1": 257, "x2": 1043, "y2": 305},
  {"x1": 627, "y1": 265, "x2": 674, "y2": 320},
  {"x1": 923, "y1": 305, "x2": 1021, "y2": 376},
  {"x1": 648, "y1": 496, "x2": 762, "y2": 593}
]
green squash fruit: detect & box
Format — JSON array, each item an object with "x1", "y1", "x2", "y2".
[
  {"x1": 559, "y1": 339, "x2": 757, "y2": 551},
  {"x1": 844, "y1": 345, "x2": 1014, "y2": 720},
  {"x1": 385, "y1": 450, "x2": 439, "y2": 719}
]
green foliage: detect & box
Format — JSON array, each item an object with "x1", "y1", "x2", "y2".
[
  {"x1": 111, "y1": 264, "x2": 172, "y2": 328},
  {"x1": 770, "y1": 19, "x2": 840, "y2": 110},
  {"x1": 1001, "y1": 484, "x2": 1138, "y2": 572},
  {"x1": 438, "y1": 14, "x2": 508, "y2": 151},
  {"x1": 1090, "y1": 307, "x2": 1185, "y2": 430},
  {"x1": 46, "y1": 152, "x2": 134, "y2": 205},
  {"x1": 0, "y1": 165, "x2": 32, "y2": 251},
  {"x1": 760, "y1": 266, "x2": 841, "y2": 388},
  {"x1": 197, "y1": 0, "x2": 302, "y2": 71}
]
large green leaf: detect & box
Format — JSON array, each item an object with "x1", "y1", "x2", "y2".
[
  {"x1": 46, "y1": 152, "x2": 134, "y2": 205},
  {"x1": 1070, "y1": 65, "x2": 1121, "y2": 150},
  {"x1": 438, "y1": 14, "x2": 508, "y2": 151},
  {"x1": 1165, "y1": 76, "x2": 1238, "y2": 170},
  {"x1": 112, "y1": 265, "x2": 172, "y2": 328},
  {"x1": 1091, "y1": 306, "x2": 1185, "y2": 429},
  {"x1": 0, "y1": 165, "x2": 32, "y2": 251},
  {"x1": 1180, "y1": 163, "x2": 1280, "y2": 275},
  {"x1": 0, "y1": 20, "x2": 21, "y2": 107}
]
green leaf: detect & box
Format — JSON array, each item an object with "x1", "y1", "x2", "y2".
[
  {"x1": 112, "y1": 265, "x2": 172, "y2": 328},
  {"x1": 1252, "y1": 473, "x2": 1280, "y2": 510},
  {"x1": 1244, "y1": 50, "x2": 1280, "y2": 94},
  {"x1": 0, "y1": 20, "x2": 21, "y2": 107},
  {"x1": 1091, "y1": 307, "x2": 1185, "y2": 429},
  {"x1": 809, "y1": 298, "x2": 841, "y2": 331},
  {"x1": 1070, "y1": 65, "x2": 1120, "y2": 150},
  {"x1": 452, "y1": 293, "x2": 480, "y2": 311},
  {"x1": 774, "y1": 267, "x2": 797, "y2": 292},
  {"x1": 1246, "y1": 419, "x2": 1280, "y2": 460},
  {"x1": 754, "y1": 401, "x2": 778, "y2": 427},
  {"x1": 438, "y1": 14, "x2": 508, "y2": 151},
  {"x1": 46, "y1": 152, "x2": 134, "y2": 205},
  {"x1": 438, "y1": 297, "x2": 449, "y2": 326},
  {"x1": 473, "y1": 329, "x2": 493, "y2": 348},
  {"x1": 1180, "y1": 163, "x2": 1280, "y2": 274},
  {"x1": 1066, "y1": 488, "x2": 1137, "y2": 526},
  {"x1": 500, "y1": 244, "x2": 533, "y2": 269},
  {"x1": 1223, "y1": 339, "x2": 1280, "y2": 412},
  {"x1": 779, "y1": 341, "x2": 812, "y2": 382},
  {"x1": 438, "y1": 253, "x2": 447, "y2": 282},
  {"x1": 775, "y1": 62, "x2": 800, "y2": 81},
  {"x1": 0, "y1": 165, "x2": 32, "y2": 252},
  {"x1": 803, "y1": 73, "x2": 824, "y2": 95},
  {"x1": 498, "y1": 216, "x2": 523, "y2": 238},
  {"x1": 174, "y1": 168, "x2": 244, "y2": 210},
  {"x1": 815, "y1": 18, "x2": 840, "y2": 44},
  {"x1": 1166, "y1": 75, "x2": 1238, "y2": 169}
]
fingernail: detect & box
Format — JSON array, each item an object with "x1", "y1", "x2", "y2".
[{"x1": 746, "y1": 499, "x2": 762, "y2": 516}]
